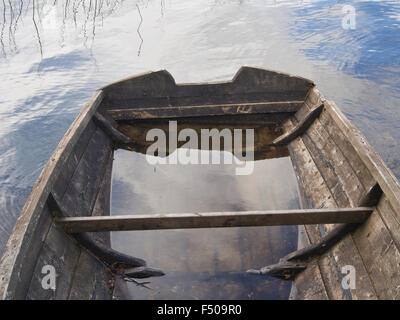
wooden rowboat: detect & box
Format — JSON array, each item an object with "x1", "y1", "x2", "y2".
[{"x1": 1, "y1": 67, "x2": 399, "y2": 300}]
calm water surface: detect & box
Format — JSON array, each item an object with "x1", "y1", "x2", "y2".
[
  {"x1": 111, "y1": 118, "x2": 299, "y2": 299},
  {"x1": 112, "y1": 149, "x2": 299, "y2": 299},
  {"x1": 0, "y1": 0, "x2": 399, "y2": 297}
]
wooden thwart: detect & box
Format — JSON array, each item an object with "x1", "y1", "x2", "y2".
[
  {"x1": 107, "y1": 101, "x2": 303, "y2": 120},
  {"x1": 57, "y1": 207, "x2": 373, "y2": 233}
]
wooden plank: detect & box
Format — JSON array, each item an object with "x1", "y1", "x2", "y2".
[
  {"x1": 288, "y1": 140, "x2": 330, "y2": 299},
  {"x1": 52, "y1": 121, "x2": 97, "y2": 200},
  {"x1": 352, "y1": 205, "x2": 400, "y2": 299},
  {"x1": 25, "y1": 224, "x2": 81, "y2": 300},
  {"x1": 316, "y1": 106, "x2": 375, "y2": 189},
  {"x1": 322, "y1": 94, "x2": 400, "y2": 218},
  {"x1": 300, "y1": 123, "x2": 363, "y2": 207},
  {"x1": 292, "y1": 139, "x2": 378, "y2": 298},
  {"x1": 60, "y1": 127, "x2": 113, "y2": 218},
  {"x1": 0, "y1": 90, "x2": 104, "y2": 300},
  {"x1": 299, "y1": 91, "x2": 379, "y2": 299},
  {"x1": 288, "y1": 134, "x2": 345, "y2": 299},
  {"x1": 106, "y1": 94, "x2": 305, "y2": 110},
  {"x1": 289, "y1": 225, "x2": 328, "y2": 300},
  {"x1": 90, "y1": 150, "x2": 114, "y2": 247},
  {"x1": 304, "y1": 88, "x2": 400, "y2": 299},
  {"x1": 287, "y1": 128, "x2": 377, "y2": 299},
  {"x1": 291, "y1": 98, "x2": 379, "y2": 304},
  {"x1": 101, "y1": 67, "x2": 314, "y2": 109},
  {"x1": 289, "y1": 260, "x2": 329, "y2": 300},
  {"x1": 298, "y1": 96, "x2": 365, "y2": 199},
  {"x1": 68, "y1": 250, "x2": 112, "y2": 300},
  {"x1": 375, "y1": 195, "x2": 400, "y2": 252},
  {"x1": 321, "y1": 99, "x2": 400, "y2": 299},
  {"x1": 5, "y1": 206, "x2": 54, "y2": 299},
  {"x1": 56, "y1": 208, "x2": 372, "y2": 233},
  {"x1": 107, "y1": 101, "x2": 303, "y2": 120},
  {"x1": 302, "y1": 89, "x2": 374, "y2": 197},
  {"x1": 25, "y1": 130, "x2": 114, "y2": 300},
  {"x1": 273, "y1": 104, "x2": 324, "y2": 145},
  {"x1": 116, "y1": 117, "x2": 290, "y2": 160}
]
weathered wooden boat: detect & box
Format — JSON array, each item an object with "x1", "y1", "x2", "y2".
[{"x1": 1, "y1": 67, "x2": 400, "y2": 300}]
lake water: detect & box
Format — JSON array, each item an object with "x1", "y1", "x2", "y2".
[
  {"x1": 0, "y1": 0, "x2": 399, "y2": 297},
  {"x1": 110, "y1": 117, "x2": 299, "y2": 299}
]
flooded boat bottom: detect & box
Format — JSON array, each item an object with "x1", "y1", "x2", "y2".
[{"x1": 110, "y1": 117, "x2": 300, "y2": 299}]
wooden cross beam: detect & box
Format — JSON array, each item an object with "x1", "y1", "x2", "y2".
[
  {"x1": 106, "y1": 101, "x2": 304, "y2": 120},
  {"x1": 56, "y1": 207, "x2": 373, "y2": 233}
]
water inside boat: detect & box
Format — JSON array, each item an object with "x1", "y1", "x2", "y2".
[{"x1": 110, "y1": 115, "x2": 300, "y2": 299}]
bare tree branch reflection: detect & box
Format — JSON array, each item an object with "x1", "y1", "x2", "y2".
[
  {"x1": 14, "y1": 1, "x2": 24, "y2": 37},
  {"x1": 7, "y1": 0, "x2": 16, "y2": 51},
  {"x1": 1, "y1": 0, "x2": 6, "y2": 57},
  {"x1": 0, "y1": 0, "x2": 128, "y2": 59},
  {"x1": 32, "y1": 0, "x2": 43, "y2": 57},
  {"x1": 136, "y1": 3, "x2": 143, "y2": 56}
]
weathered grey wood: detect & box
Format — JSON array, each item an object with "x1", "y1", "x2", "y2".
[
  {"x1": 93, "y1": 112, "x2": 134, "y2": 145},
  {"x1": 48, "y1": 191, "x2": 147, "y2": 269},
  {"x1": 107, "y1": 101, "x2": 303, "y2": 120},
  {"x1": 247, "y1": 261, "x2": 307, "y2": 280},
  {"x1": 304, "y1": 89, "x2": 400, "y2": 299},
  {"x1": 90, "y1": 150, "x2": 114, "y2": 247},
  {"x1": 57, "y1": 208, "x2": 373, "y2": 233},
  {"x1": 307, "y1": 97, "x2": 375, "y2": 189},
  {"x1": 322, "y1": 98, "x2": 400, "y2": 299},
  {"x1": 26, "y1": 224, "x2": 81, "y2": 300},
  {"x1": 116, "y1": 115, "x2": 290, "y2": 160},
  {"x1": 300, "y1": 133, "x2": 357, "y2": 206},
  {"x1": 101, "y1": 67, "x2": 314, "y2": 110},
  {"x1": 52, "y1": 121, "x2": 97, "y2": 200},
  {"x1": 323, "y1": 96, "x2": 400, "y2": 218},
  {"x1": 6, "y1": 206, "x2": 54, "y2": 300},
  {"x1": 286, "y1": 122, "x2": 377, "y2": 300},
  {"x1": 352, "y1": 204, "x2": 400, "y2": 299},
  {"x1": 60, "y1": 127, "x2": 113, "y2": 218},
  {"x1": 72, "y1": 233, "x2": 146, "y2": 268},
  {"x1": 0, "y1": 90, "x2": 104, "y2": 300},
  {"x1": 284, "y1": 224, "x2": 360, "y2": 262},
  {"x1": 124, "y1": 267, "x2": 165, "y2": 279},
  {"x1": 289, "y1": 226, "x2": 329, "y2": 300},
  {"x1": 374, "y1": 195, "x2": 400, "y2": 256},
  {"x1": 106, "y1": 94, "x2": 306, "y2": 110},
  {"x1": 273, "y1": 104, "x2": 324, "y2": 145},
  {"x1": 289, "y1": 260, "x2": 329, "y2": 300},
  {"x1": 298, "y1": 96, "x2": 368, "y2": 206},
  {"x1": 358, "y1": 183, "x2": 383, "y2": 207},
  {"x1": 68, "y1": 250, "x2": 111, "y2": 300},
  {"x1": 248, "y1": 184, "x2": 381, "y2": 281}
]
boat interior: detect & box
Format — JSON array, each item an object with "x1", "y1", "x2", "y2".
[{"x1": 1, "y1": 67, "x2": 400, "y2": 300}]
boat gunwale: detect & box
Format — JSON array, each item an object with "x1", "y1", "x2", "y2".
[
  {"x1": 0, "y1": 90, "x2": 104, "y2": 299},
  {"x1": 100, "y1": 66, "x2": 315, "y2": 92},
  {"x1": 288, "y1": 87, "x2": 400, "y2": 300},
  {"x1": 319, "y1": 90, "x2": 400, "y2": 215}
]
